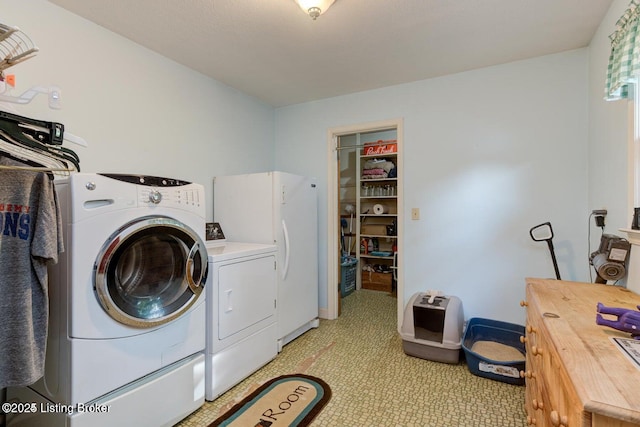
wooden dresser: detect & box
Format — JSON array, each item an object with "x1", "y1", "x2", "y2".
[{"x1": 522, "y1": 278, "x2": 640, "y2": 426}]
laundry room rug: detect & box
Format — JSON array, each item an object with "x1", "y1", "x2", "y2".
[{"x1": 209, "y1": 374, "x2": 331, "y2": 427}]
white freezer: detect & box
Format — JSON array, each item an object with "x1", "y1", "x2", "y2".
[{"x1": 213, "y1": 172, "x2": 319, "y2": 349}]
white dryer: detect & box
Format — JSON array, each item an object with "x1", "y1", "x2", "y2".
[
  {"x1": 205, "y1": 241, "x2": 278, "y2": 401},
  {"x1": 8, "y1": 173, "x2": 208, "y2": 427}
]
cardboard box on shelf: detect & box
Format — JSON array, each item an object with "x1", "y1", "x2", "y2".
[
  {"x1": 361, "y1": 224, "x2": 388, "y2": 235},
  {"x1": 361, "y1": 271, "x2": 392, "y2": 292}
]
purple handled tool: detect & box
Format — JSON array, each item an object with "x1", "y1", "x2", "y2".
[{"x1": 596, "y1": 302, "x2": 640, "y2": 339}]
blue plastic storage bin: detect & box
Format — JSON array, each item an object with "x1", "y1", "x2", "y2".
[
  {"x1": 340, "y1": 256, "x2": 357, "y2": 297},
  {"x1": 461, "y1": 317, "x2": 526, "y2": 385}
]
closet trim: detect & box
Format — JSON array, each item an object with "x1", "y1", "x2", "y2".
[{"x1": 325, "y1": 118, "x2": 404, "y2": 330}]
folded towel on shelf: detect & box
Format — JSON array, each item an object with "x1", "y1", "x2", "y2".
[
  {"x1": 364, "y1": 159, "x2": 395, "y2": 172},
  {"x1": 363, "y1": 168, "x2": 386, "y2": 176},
  {"x1": 362, "y1": 173, "x2": 388, "y2": 179}
]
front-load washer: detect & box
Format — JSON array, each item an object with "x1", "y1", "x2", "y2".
[
  {"x1": 7, "y1": 173, "x2": 208, "y2": 427},
  {"x1": 205, "y1": 241, "x2": 278, "y2": 401}
]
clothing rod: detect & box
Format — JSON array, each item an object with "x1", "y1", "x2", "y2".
[
  {"x1": 0, "y1": 164, "x2": 71, "y2": 172},
  {"x1": 335, "y1": 141, "x2": 395, "y2": 151},
  {"x1": 335, "y1": 145, "x2": 360, "y2": 151}
]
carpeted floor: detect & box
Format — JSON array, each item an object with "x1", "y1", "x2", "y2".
[{"x1": 177, "y1": 289, "x2": 527, "y2": 427}]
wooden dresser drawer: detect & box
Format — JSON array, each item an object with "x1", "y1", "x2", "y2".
[{"x1": 523, "y1": 279, "x2": 640, "y2": 427}]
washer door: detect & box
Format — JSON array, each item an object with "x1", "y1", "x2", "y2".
[{"x1": 94, "y1": 215, "x2": 207, "y2": 328}]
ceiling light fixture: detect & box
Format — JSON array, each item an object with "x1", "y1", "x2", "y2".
[{"x1": 295, "y1": 0, "x2": 335, "y2": 20}]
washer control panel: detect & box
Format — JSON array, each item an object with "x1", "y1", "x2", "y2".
[
  {"x1": 99, "y1": 173, "x2": 191, "y2": 187},
  {"x1": 137, "y1": 185, "x2": 202, "y2": 209},
  {"x1": 97, "y1": 173, "x2": 203, "y2": 209}
]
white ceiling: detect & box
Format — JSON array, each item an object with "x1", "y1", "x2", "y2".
[{"x1": 47, "y1": 0, "x2": 614, "y2": 107}]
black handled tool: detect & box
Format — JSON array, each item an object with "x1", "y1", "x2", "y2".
[{"x1": 529, "y1": 222, "x2": 561, "y2": 280}]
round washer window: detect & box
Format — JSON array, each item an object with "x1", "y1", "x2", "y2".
[{"x1": 94, "y1": 216, "x2": 207, "y2": 328}]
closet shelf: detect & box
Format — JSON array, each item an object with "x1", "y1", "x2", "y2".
[
  {"x1": 360, "y1": 254, "x2": 395, "y2": 260},
  {"x1": 361, "y1": 153, "x2": 398, "y2": 159},
  {"x1": 361, "y1": 235, "x2": 396, "y2": 242},
  {"x1": 361, "y1": 196, "x2": 397, "y2": 199}
]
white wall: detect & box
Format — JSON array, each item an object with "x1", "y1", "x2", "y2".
[
  {"x1": 2, "y1": 0, "x2": 275, "y2": 222},
  {"x1": 588, "y1": 0, "x2": 632, "y2": 246},
  {"x1": 276, "y1": 50, "x2": 590, "y2": 325}
]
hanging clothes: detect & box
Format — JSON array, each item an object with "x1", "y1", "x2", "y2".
[{"x1": 0, "y1": 159, "x2": 63, "y2": 389}]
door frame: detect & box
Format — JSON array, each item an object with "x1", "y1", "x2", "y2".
[{"x1": 326, "y1": 118, "x2": 404, "y2": 330}]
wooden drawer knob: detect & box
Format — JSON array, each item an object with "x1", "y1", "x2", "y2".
[
  {"x1": 526, "y1": 325, "x2": 537, "y2": 334},
  {"x1": 532, "y1": 399, "x2": 544, "y2": 410},
  {"x1": 550, "y1": 410, "x2": 568, "y2": 426},
  {"x1": 520, "y1": 370, "x2": 535, "y2": 379},
  {"x1": 520, "y1": 300, "x2": 529, "y2": 307},
  {"x1": 531, "y1": 345, "x2": 543, "y2": 356},
  {"x1": 526, "y1": 415, "x2": 537, "y2": 425},
  {"x1": 520, "y1": 335, "x2": 528, "y2": 344}
]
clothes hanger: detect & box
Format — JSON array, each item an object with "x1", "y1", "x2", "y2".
[
  {"x1": 0, "y1": 110, "x2": 63, "y2": 145},
  {"x1": 0, "y1": 130, "x2": 76, "y2": 179},
  {"x1": 0, "y1": 159, "x2": 67, "y2": 179},
  {"x1": 0, "y1": 129, "x2": 78, "y2": 172},
  {"x1": 0, "y1": 131, "x2": 76, "y2": 170},
  {"x1": 6, "y1": 128, "x2": 81, "y2": 172},
  {"x1": 0, "y1": 142, "x2": 71, "y2": 170},
  {"x1": 0, "y1": 112, "x2": 81, "y2": 171},
  {"x1": 0, "y1": 151, "x2": 72, "y2": 180},
  {"x1": 0, "y1": 154, "x2": 65, "y2": 180}
]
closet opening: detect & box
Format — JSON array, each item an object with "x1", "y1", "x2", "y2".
[{"x1": 326, "y1": 119, "x2": 403, "y2": 329}]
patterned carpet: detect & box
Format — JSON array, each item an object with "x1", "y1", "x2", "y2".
[{"x1": 177, "y1": 290, "x2": 527, "y2": 427}]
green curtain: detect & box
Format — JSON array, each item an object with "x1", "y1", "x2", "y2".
[{"x1": 606, "y1": 0, "x2": 640, "y2": 100}]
